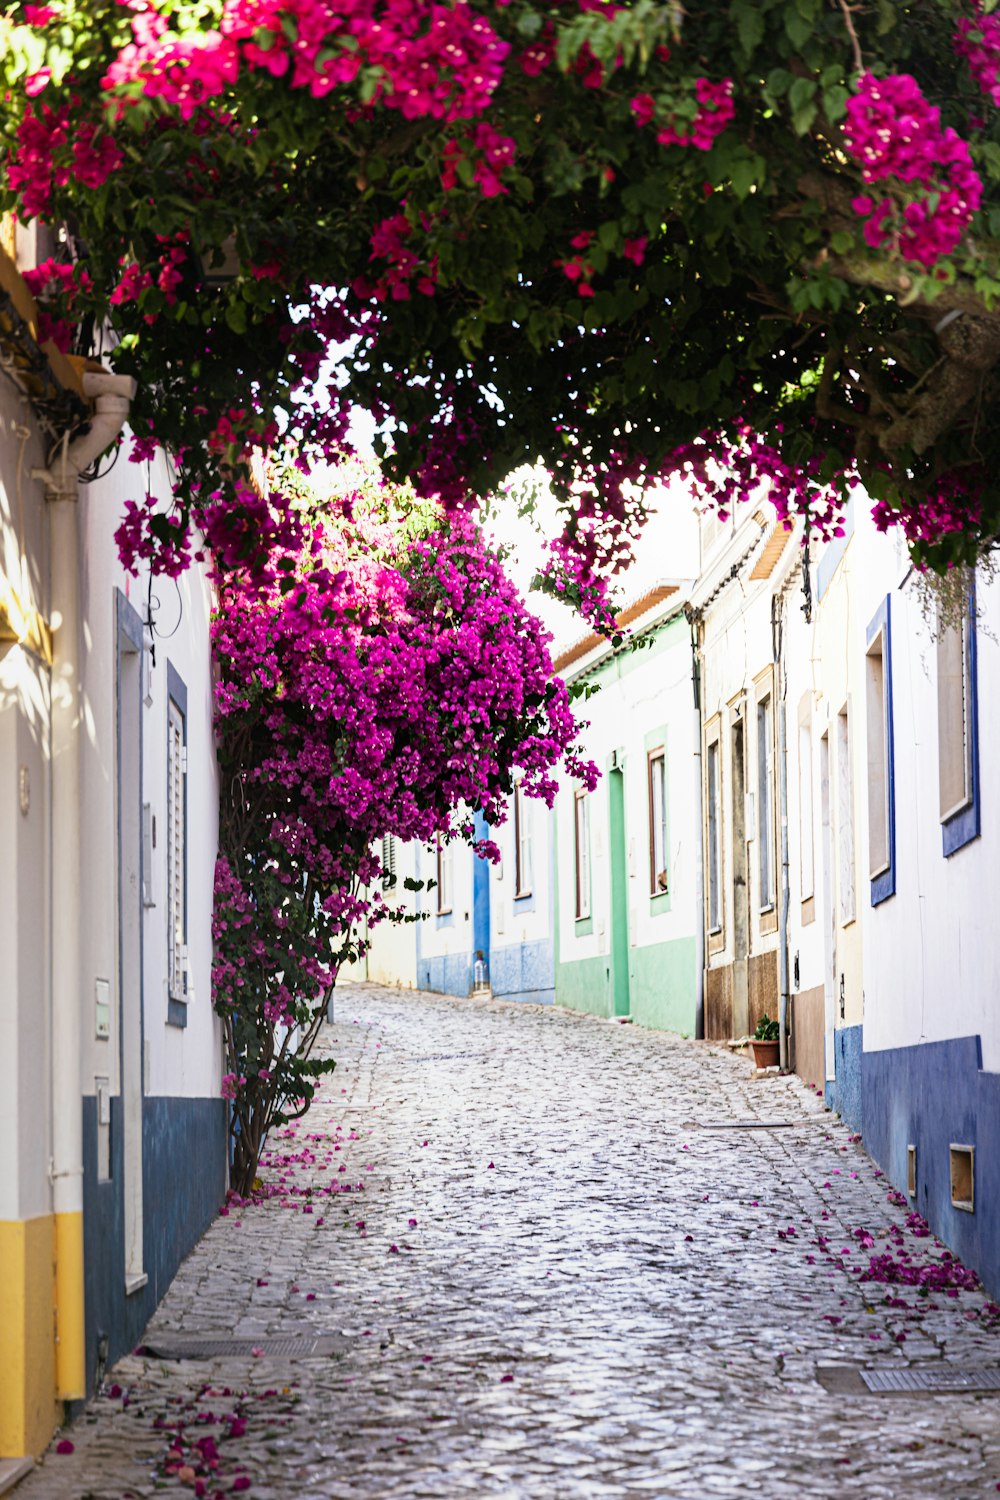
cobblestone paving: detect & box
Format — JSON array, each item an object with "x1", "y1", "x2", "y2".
[{"x1": 24, "y1": 984, "x2": 1000, "y2": 1498}]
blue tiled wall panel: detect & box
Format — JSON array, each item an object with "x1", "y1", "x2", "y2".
[
  {"x1": 861, "y1": 1035, "x2": 1000, "y2": 1300},
  {"x1": 82, "y1": 1094, "x2": 227, "y2": 1396},
  {"x1": 490, "y1": 938, "x2": 555, "y2": 1005},
  {"x1": 418, "y1": 952, "x2": 473, "y2": 998},
  {"x1": 826, "y1": 1024, "x2": 863, "y2": 1131}
]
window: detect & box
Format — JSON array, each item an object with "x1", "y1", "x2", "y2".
[
  {"x1": 706, "y1": 734, "x2": 722, "y2": 933},
  {"x1": 756, "y1": 694, "x2": 775, "y2": 910},
  {"x1": 381, "y1": 833, "x2": 397, "y2": 888},
  {"x1": 866, "y1": 597, "x2": 895, "y2": 905},
  {"x1": 937, "y1": 582, "x2": 980, "y2": 856},
  {"x1": 514, "y1": 783, "x2": 533, "y2": 898},
  {"x1": 837, "y1": 703, "x2": 856, "y2": 924},
  {"x1": 647, "y1": 748, "x2": 668, "y2": 895},
  {"x1": 435, "y1": 835, "x2": 453, "y2": 915},
  {"x1": 574, "y1": 790, "x2": 591, "y2": 920},
  {"x1": 798, "y1": 718, "x2": 814, "y2": 901},
  {"x1": 167, "y1": 669, "x2": 187, "y2": 1002}
]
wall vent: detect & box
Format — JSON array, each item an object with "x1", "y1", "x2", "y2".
[
  {"x1": 950, "y1": 1144, "x2": 975, "y2": 1213},
  {"x1": 907, "y1": 1143, "x2": 917, "y2": 1198}
]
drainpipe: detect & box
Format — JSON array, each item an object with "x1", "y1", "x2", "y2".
[
  {"x1": 687, "y1": 610, "x2": 705, "y2": 1040},
  {"x1": 774, "y1": 593, "x2": 791, "y2": 1075},
  {"x1": 40, "y1": 371, "x2": 136, "y2": 1400}
]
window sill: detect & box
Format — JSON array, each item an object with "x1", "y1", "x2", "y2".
[
  {"x1": 167, "y1": 997, "x2": 188, "y2": 1029},
  {"x1": 574, "y1": 915, "x2": 593, "y2": 936},
  {"x1": 942, "y1": 801, "x2": 981, "y2": 858},
  {"x1": 514, "y1": 890, "x2": 533, "y2": 902}
]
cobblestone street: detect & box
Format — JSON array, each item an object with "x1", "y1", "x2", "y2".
[{"x1": 24, "y1": 984, "x2": 1000, "y2": 1499}]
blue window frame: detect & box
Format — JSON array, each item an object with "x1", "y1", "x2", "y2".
[
  {"x1": 938, "y1": 581, "x2": 981, "y2": 857},
  {"x1": 866, "y1": 595, "x2": 895, "y2": 907}
]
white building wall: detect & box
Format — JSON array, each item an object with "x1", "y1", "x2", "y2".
[
  {"x1": 75, "y1": 451, "x2": 221, "y2": 1105},
  {"x1": 857, "y1": 550, "x2": 1000, "y2": 1072},
  {"x1": 555, "y1": 606, "x2": 699, "y2": 1030}
]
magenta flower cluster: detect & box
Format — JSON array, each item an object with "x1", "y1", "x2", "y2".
[
  {"x1": 102, "y1": 0, "x2": 509, "y2": 119},
  {"x1": 631, "y1": 76, "x2": 734, "y2": 150},
  {"x1": 843, "y1": 72, "x2": 982, "y2": 268},
  {"x1": 668, "y1": 427, "x2": 850, "y2": 544},
  {"x1": 955, "y1": 3, "x2": 1000, "y2": 106},
  {"x1": 211, "y1": 463, "x2": 595, "y2": 1190}
]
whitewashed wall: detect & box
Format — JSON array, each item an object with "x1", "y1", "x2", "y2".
[{"x1": 76, "y1": 450, "x2": 221, "y2": 1105}]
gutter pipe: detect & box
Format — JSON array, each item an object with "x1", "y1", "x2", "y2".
[{"x1": 40, "y1": 369, "x2": 136, "y2": 1399}]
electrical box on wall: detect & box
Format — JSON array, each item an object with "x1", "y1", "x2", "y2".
[{"x1": 95, "y1": 977, "x2": 111, "y2": 1039}]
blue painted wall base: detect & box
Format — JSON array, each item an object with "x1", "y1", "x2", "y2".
[
  {"x1": 862, "y1": 1035, "x2": 1000, "y2": 1300},
  {"x1": 825, "y1": 1024, "x2": 863, "y2": 1131},
  {"x1": 82, "y1": 1094, "x2": 227, "y2": 1395},
  {"x1": 418, "y1": 952, "x2": 472, "y2": 998},
  {"x1": 490, "y1": 938, "x2": 554, "y2": 1005}
]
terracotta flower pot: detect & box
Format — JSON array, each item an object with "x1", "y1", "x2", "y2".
[{"x1": 750, "y1": 1037, "x2": 780, "y2": 1069}]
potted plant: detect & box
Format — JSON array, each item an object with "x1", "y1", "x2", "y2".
[{"x1": 750, "y1": 1014, "x2": 780, "y2": 1070}]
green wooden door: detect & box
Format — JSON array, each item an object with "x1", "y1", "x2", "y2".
[{"x1": 608, "y1": 766, "x2": 631, "y2": 1017}]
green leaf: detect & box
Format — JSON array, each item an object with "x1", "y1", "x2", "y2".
[
  {"x1": 225, "y1": 299, "x2": 247, "y2": 335},
  {"x1": 733, "y1": 1, "x2": 765, "y2": 56},
  {"x1": 822, "y1": 84, "x2": 848, "y2": 123},
  {"x1": 789, "y1": 76, "x2": 818, "y2": 135},
  {"x1": 784, "y1": 9, "x2": 814, "y2": 48}
]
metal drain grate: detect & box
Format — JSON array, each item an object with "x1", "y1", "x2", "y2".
[
  {"x1": 142, "y1": 1334, "x2": 347, "y2": 1360},
  {"x1": 860, "y1": 1366, "x2": 1000, "y2": 1394},
  {"x1": 694, "y1": 1119, "x2": 800, "y2": 1130}
]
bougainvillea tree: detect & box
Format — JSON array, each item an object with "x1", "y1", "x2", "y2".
[
  {"x1": 6, "y1": 2, "x2": 1000, "y2": 580},
  {"x1": 212, "y1": 461, "x2": 596, "y2": 1194}
]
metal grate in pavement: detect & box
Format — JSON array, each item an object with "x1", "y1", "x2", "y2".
[
  {"x1": 142, "y1": 1334, "x2": 347, "y2": 1360},
  {"x1": 860, "y1": 1366, "x2": 1000, "y2": 1394},
  {"x1": 694, "y1": 1119, "x2": 801, "y2": 1130}
]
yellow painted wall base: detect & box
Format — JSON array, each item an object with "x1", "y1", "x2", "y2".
[
  {"x1": 0, "y1": 1216, "x2": 59, "y2": 1458},
  {"x1": 54, "y1": 1211, "x2": 85, "y2": 1401}
]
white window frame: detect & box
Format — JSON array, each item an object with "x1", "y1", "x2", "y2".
[
  {"x1": 798, "y1": 716, "x2": 815, "y2": 902},
  {"x1": 836, "y1": 701, "x2": 856, "y2": 925},
  {"x1": 166, "y1": 668, "x2": 188, "y2": 1002},
  {"x1": 647, "y1": 747, "x2": 668, "y2": 896},
  {"x1": 756, "y1": 692, "x2": 775, "y2": 911},
  {"x1": 514, "y1": 783, "x2": 533, "y2": 899},
  {"x1": 435, "y1": 835, "x2": 453, "y2": 915},
  {"x1": 706, "y1": 727, "x2": 723, "y2": 935},
  {"x1": 381, "y1": 832, "x2": 398, "y2": 888},
  {"x1": 574, "y1": 789, "x2": 591, "y2": 921}
]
